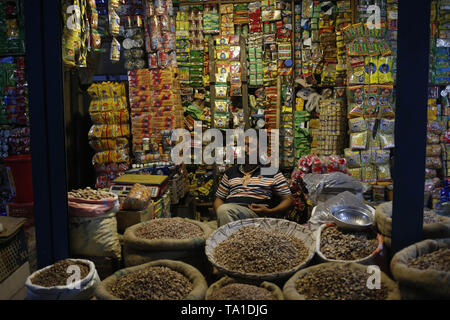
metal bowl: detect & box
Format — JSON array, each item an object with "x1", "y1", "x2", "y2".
[{"x1": 331, "y1": 205, "x2": 374, "y2": 231}]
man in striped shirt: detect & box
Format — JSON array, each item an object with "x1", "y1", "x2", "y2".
[{"x1": 214, "y1": 162, "x2": 294, "y2": 227}]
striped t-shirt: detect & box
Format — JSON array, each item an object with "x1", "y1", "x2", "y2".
[{"x1": 215, "y1": 165, "x2": 291, "y2": 207}]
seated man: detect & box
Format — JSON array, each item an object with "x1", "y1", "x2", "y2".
[{"x1": 214, "y1": 156, "x2": 294, "y2": 227}]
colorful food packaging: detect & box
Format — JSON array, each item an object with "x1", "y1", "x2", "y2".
[
  {"x1": 378, "y1": 56, "x2": 394, "y2": 84},
  {"x1": 364, "y1": 56, "x2": 379, "y2": 84},
  {"x1": 350, "y1": 131, "x2": 368, "y2": 149}
]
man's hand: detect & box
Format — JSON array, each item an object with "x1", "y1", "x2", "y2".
[{"x1": 249, "y1": 203, "x2": 272, "y2": 215}]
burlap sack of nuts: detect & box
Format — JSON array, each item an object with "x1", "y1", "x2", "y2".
[
  {"x1": 205, "y1": 276, "x2": 284, "y2": 300},
  {"x1": 94, "y1": 259, "x2": 208, "y2": 300},
  {"x1": 390, "y1": 238, "x2": 450, "y2": 299},
  {"x1": 283, "y1": 262, "x2": 401, "y2": 300},
  {"x1": 376, "y1": 202, "x2": 450, "y2": 247},
  {"x1": 122, "y1": 218, "x2": 213, "y2": 268}
]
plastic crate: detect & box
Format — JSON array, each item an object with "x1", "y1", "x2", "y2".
[{"x1": 0, "y1": 227, "x2": 28, "y2": 283}]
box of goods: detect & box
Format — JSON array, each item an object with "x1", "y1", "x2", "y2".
[{"x1": 116, "y1": 202, "x2": 154, "y2": 234}]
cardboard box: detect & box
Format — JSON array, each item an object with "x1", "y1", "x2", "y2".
[
  {"x1": 0, "y1": 262, "x2": 30, "y2": 300},
  {"x1": 116, "y1": 202, "x2": 154, "y2": 233}
]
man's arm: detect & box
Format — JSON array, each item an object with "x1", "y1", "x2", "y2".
[
  {"x1": 250, "y1": 195, "x2": 293, "y2": 217},
  {"x1": 214, "y1": 197, "x2": 225, "y2": 213}
]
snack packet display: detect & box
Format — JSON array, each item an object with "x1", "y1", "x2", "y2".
[
  {"x1": 364, "y1": 56, "x2": 379, "y2": 84},
  {"x1": 344, "y1": 148, "x2": 361, "y2": 168},
  {"x1": 378, "y1": 133, "x2": 395, "y2": 149},
  {"x1": 377, "y1": 164, "x2": 391, "y2": 181},
  {"x1": 349, "y1": 117, "x2": 367, "y2": 132},
  {"x1": 350, "y1": 131, "x2": 368, "y2": 149},
  {"x1": 361, "y1": 165, "x2": 376, "y2": 183},
  {"x1": 378, "y1": 56, "x2": 394, "y2": 84}
]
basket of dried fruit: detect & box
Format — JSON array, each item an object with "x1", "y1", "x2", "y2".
[
  {"x1": 316, "y1": 224, "x2": 384, "y2": 265},
  {"x1": 206, "y1": 276, "x2": 284, "y2": 300},
  {"x1": 283, "y1": 262, "x2": 401, "y2": 300},
  {"x1": 25, "y1": 259, "x2": 100, "y2": 300},
  {"x1": 205, "y1": 218, "x2": 316, "y2": 281},
  {"x1": 390, "y1": 238, "x2": 450, "y2": 299},
  {"x1": 94, "y1": 259, "x2": 208, "y2": 300},
  {"x1": 68, "y1": 187, "x2": 118, "y2": 217},
  {"x1": 376, "y1": 202, "x2": 450, "y2": 247},
  {"x1": 122, "y1": 218, "x2": 213, "y2": 268}
]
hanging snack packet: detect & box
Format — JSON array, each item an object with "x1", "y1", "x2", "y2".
[
  {"x1": 215, "y1": 100, "x2": 229, "y2": 113},
  {"x1": 360, "y1": 150, "x2": 372, "y2": 166},
  {"x1": 349, "y1": 117, "x2": 367, "y2": 133},
  {"x1": 378, "y1": 56, "x2": 394, "y2": 84},
  {"x1": 374, "y1": 150, "x2": 390, "y2": 165},
  {"x1": 214, "y1": 114, "x2": 229, "y2": 129},
  {"x1": 362, "y1": 165, "x2": 377, "y2": 183},
  {"x1": 379, "y1": 119, "x2": 395, "y2": 134},
  {"x1": 346, "y1": 86, "x2": 364, "y2": 117},
  {"x1": 364, "y1": 86, "x2": 379, "y2": 118},
  {"x1": 350, "y1": 131, "x2": 368, "y2": 149},
  {"x1": 109, "y1": 11, "x2": 120, "y2": 36},
  {"x1": 364, "y1": 56, "x2": 379, "y2": 84},
  {"x1": 426, "y1": 144, "x2": 442, "y2": 157},
  {"x1": 348, "y1": 168, "x2": 362, "y2": 180},
  {"x1": 111, "y1": 37, "x2": 121, "y2": 62},
  {"x1": 344, "y1": 148, "x2": 361, "y2": 168},
  {"x1": 425, "y1": 157, "x2": 442, "y2": 169},
  {"x1": 216, "y1": 86, "x2": 228, "y2": 98},
  {"x1": 378, "y1": 133, "x2": 395, "y2": 149},
  {"x1": 377, "y1": 164, "x2": 391, "y2": 181}
]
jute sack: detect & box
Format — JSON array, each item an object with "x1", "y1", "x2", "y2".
[
  {"x1": 390, "y1": 238, "x2": 450, "y2": 299},
  {"x1": 25, "y1": 259, "x2": 100, "y2": 300},
  {"x1": 94, "y1": 259, "x2": 208, "y2": 300},
  {"x1": 122, "y1": 218, "x2": 213, "y2": 269},
  {"x1": 375, "y1": 202, "x2": 450, "y2": 241},
  {"x1": 283, "y1": 262, "x2": 401, "y2": 300},
  {"x1": 205, "y1": 276, "x2": 284, "y2": 300},
  {"x1": 316, "y1": 224, "x2": 385, "y2": 267}
]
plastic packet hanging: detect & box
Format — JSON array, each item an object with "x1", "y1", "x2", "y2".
[
  {"x1": 349, "y1": 117, "x2": 367, "y2": 133},
  {"x1": 111, "y1": 37, "x2": 121, "y2": 62},
  {"x1": 374, "y1": 150, "x2": 390, "y2": 165},
  {"x1": 379, "y1": 119, "x2": 395, "y2": 134},
  {"x1": 364, "y1": 56, "x2": 379, "y2": 84},
  {"x1": 377, "y1": 164, "x2": 391, "y2": 181},
  {"x1": 344, "y1": 148, "x2": 361, "y2": 168},
  {"x1": 362, "y1": 165, "x2": 377, "y2": 183},
  {"x1": 426, "y1": 144, "x2": 442, "y2": 157},
  {"x1": 350, "y1": 131, "x2": 368, "y2": 149},
  {"x1": 348, "y1": 168, "x2": 362, "y2": 180},
  {"x1": 378, "y1": 56, "x2": 394, "y2": 84},
  {"x1": 109, "y1": 11, "x2": 120, "y2": 36},
  {"x1": 378, "y1": 133, "x2": 395, "y2": 149}
]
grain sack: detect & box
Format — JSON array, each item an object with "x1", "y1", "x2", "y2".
[
  {"x1": 316, "y1": 224, "x2": 384, "y2": 266},
  {"x1": 375, "y1": 202, "x2": 450, "y2": 241},
  {"x1": 69, "y1": 212, "x2": 121, "y2": 259},
  {"x1": 68, "y1": 188, "x2": 119, "y2": 217},
  {"x1": 122, "y1": 218, "x2": 213, "y2": 269},
  {"x1": 283, "y1": 262, "x2": 401, "y2": 300},
  {"x1": 390, "y1": 238, "x2": 450, "y2": 299},
  {"x1": 205, "y1": 218, "x2": 316, "y2": 281},
  {"x1": 94, "y1": 259, "x2": 207, "y2": 300},
  {"x1": 25, "y1": 259, "x2": 100, "y2": 300},
  {"x1": 206, "y1": 276, "x2": 284, "y2": 300}
]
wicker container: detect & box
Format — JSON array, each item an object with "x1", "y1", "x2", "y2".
[
  {"x1": 205, "y1": 218, "x2": 316, "y2": 282},
  {"x1": 0, "y1": 217, "x2": 28, "y2": 283}
]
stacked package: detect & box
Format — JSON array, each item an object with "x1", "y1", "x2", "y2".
[
  {"x1": 87, "y1": 82, "x2": 130, "y2": 188},
  {"x1": 176, "y1": 8, "x2": 190, "y2": 92},
  {"x1": 62, "y1": 0, "x2": 101, "y2": 68},
  {"x1": 146, "y1": 0, "x2": 177, "y2": 70},
  {"x1": 317, "y1": 99, "x2": 346, "y2": 156},
  {"x1": 128, "y1": 68, "x2": 183, "y2": 163},
  {"x1": 429, "y1": 0, "x2": 450, "y2": 84},
  {"x1": 294, "y1": 109, "x2": 312, "y2": 161},
  {"x1": 234, "y1": 3, "x2": 249, "y2": 25},
  {"x1": 247, "y1": 34, "x2": 264, "y2": 87},
  {"x1": 188, "y1": 6, "x2": 204, "y2": 88},
  {"x1": 121, "y1": 2, "x2": 146, "y2": 70},
  {"x1": 0, "y1": 0, "x2": 25, "y2": 55},
  {"x1": 293, "y1": 3, "x2": 302, "y2": 80},
  {"x1": 220, "y1": 4, "x2": 234, "y2": 35},
  {"x1": 203, "y1": 4, "x2": 219, "y2": 34}
]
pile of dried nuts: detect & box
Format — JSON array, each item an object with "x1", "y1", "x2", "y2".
[
  {"x1": 68, "y1": 187, "x2": 114, "y2": 200},
  {"x1": 135, "y1": 218, "x2": 204, "y2": 240},
  {"x1": 295, "y1": 264, "x2": 388, "y2": 300},
  {"x1": 213, "y1": 226, "x2": 309, "y2": 274},
  {"x1": 423, "y1": 210, "x2": 445, "y2": 224},
  {"x1": 108, "y1": 266, "x2": 193, "y2": 300},
  {"x1": 407, "y1": 248, "x2": 450, "y2": 272},
  {"x1": 320, "y1": 226, "x2": 378, "y2": 260},
  {"x1": 208, "y1": 283, "x2": 275, "y2": 300},
  {"x1": 31, "y1": 259, "x2": 90, "y2": 287}
]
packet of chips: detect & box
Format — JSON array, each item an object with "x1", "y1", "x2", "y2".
[
  {"x1": 374, "y1": 149, "x2": 390, "y2": 164},
  {"x1": 377, "y1": 164, "x2": 391, "y2": 181},
  {"x1": 216, "y1": 86, "x2": 228, "y2": 98},
  {"x1": 364, "y1": 86, "x2": 379, "y2": 118},
  {"x1": 378, "y1": 56, "x2": 394, "y2": 84},
  {"x1": 344, "y1": 148, "x2": 361, "y2": 168},
  {"x1": 426, "y1": 144, "x2": 442, "y2": 157},
  {"x1": 364, "y1": 56, "x2": 379, "y2": 84},
  {"x1": 362, "y1": 165, "x2": 376, "y2": 183},
  {"x1": 348, "y1": 168, "x2": 362, "y2": 180},
  {"x1": 350, "y1": 131, "x2": 368, "y2": 149},
  {"x1": 425, "y1": 157, "x2": 442, "y2": 169},
  {"x1": 360, "y1": 150, "x2": 374, "y2": 165},
  {"x1": 378, "y1": 133, "x2": 395, "y2": 149},
  {"x1": 215, "y1": 100, "x2": 229, "y2": 113},
  {"x1": 346, "y1": 86, "x2": 364, "y2": 118},
  {"x1": 349, "y1": 117, "x2": 367, "y2": 132},
  {"x1": 379, "y1": 119, "x2": 395, "y2": 134}
]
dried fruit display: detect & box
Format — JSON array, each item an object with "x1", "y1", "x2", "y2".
[
  {"x1": 134, "y1": 218, "x2": 204, "y2": 240},
  {"x1": 68, "y1": 187, "x2": 114, "y2": 200}
]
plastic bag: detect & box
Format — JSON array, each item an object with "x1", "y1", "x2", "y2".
[
  {"x1": 303, "y1": 172, "x2": 367, "y2": 205},
  {"x1": 122, "y1": 184, "x2": 152, "y2": 211},
  {"x1": 309, "y1": 191, "x2": 370, "y2": 231}
]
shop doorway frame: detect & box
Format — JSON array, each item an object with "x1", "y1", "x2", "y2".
[{"x1": 23, "y1": 0, "x2": 431, "y2": 267}]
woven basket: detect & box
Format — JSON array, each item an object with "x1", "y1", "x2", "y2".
[
  {"x1": 0, "y1": 219, "x2": 28, "y2": 283},
  {"x1": 205, "y1": 218, "x2": 316, "y2": 281}
]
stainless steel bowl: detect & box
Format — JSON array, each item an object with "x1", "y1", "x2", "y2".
[{"x1": 330, "y1": 205, "x2": 374, "y2": 230}]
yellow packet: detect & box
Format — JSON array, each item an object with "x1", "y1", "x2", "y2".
[
  {"x1": 378, "y1": 56, "x2": 394, "y2": 84},
  {"x1": 364, "y1": 56, "x2": 379, "y2": 84}
]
